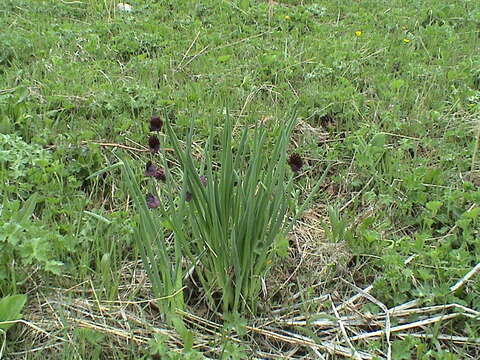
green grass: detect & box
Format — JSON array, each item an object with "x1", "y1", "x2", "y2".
[{"x1": 1, "y1": 0, "x2": 479, "y2": 358}]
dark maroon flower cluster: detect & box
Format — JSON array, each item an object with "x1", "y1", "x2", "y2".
[
  {"x1": 145, "y1": 161, "x2": 166, "y2": 181},
  {"x1": 148, "y1": 116, "x2": 163, "y2": 154},
  {"x1": 149, "y1": 116, "x2": 163, "y2": 132},
  {"x1": 148, "y1": 135, "x2": 160, "y2": 154},
  {"x1": 145, "y1": 116, "x2": 165, "y2": 209},
  {"x1": 287, "y1": 153, "x2": 303, "y2": 173},
  {"x1": 146, "y1": 193, "x2": 160, "y2": 209}
]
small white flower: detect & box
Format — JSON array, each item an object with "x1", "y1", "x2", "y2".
[{"x1": 117, "y1": 3, "x2": 133, "y2": 12}]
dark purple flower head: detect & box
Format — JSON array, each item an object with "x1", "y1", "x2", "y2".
[
  {"x1": 185, "y1": 191, "x2": 192, "y2": 202},
  {"x1": 150, "y1": 116, "x2": 163, "y2": 132},
  {"x1": 288, "y1": 153, "x2": 303, "y2": 173},
  {"x1": 145, "y1": 161, "x2": 157, "y2": 177},
  {"x1": 154, "y1": 168, "x2": 166, "y2": 182},
  {"x1": 199, "y1": 175, "x2": 207, "y2": 187},
  {"x1": 146, "y1": 193, "x2": 160, "y2": 209},
  {"x1": 149, "y1": 135, "x2": 160, "y2": 154},
  {"x1": 145, "y1": 161, "x2": 166, "y2": 181}
]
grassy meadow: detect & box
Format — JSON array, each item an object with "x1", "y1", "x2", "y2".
[{"x1": 1, "y1": 0, "x2": 479, "y2": 358}]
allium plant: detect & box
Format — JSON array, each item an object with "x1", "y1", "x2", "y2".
[
  {"x1": 121, "y1": 117, "x2": 185, "y2": 329},
  {"x1": 165, "y1": 112, "x2": 329, "y2": 314},
  {"x1": 122, "y1": 112, "x2": 329, "y2": 317}
]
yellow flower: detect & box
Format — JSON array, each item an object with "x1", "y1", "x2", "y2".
[
  {"x1": 284, "y1": 15, "x2": 291, "y2": 20},
  {"x1": 355, "y1": 31, "x2": 362, "y2": 37},
  {"x1": 403, "y1": 38, "x2": 410, "y2": 43}
]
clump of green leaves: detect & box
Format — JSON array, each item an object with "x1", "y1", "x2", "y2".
[
  {"x1": 167, "y1": 113, "x2": 299, "y2": 314},
  {"x1": 124, "y1": 111, "x2": 329, "y2": 316},
  {"x1": 0, "y1": 133, "x2": 54, "y2": 199},
  {"x1": 0, "y1": 193, "x2": 65, "y2": 294},
  {"x1": 0, "y1": 134, "x2": 81, "y2": 294}
]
